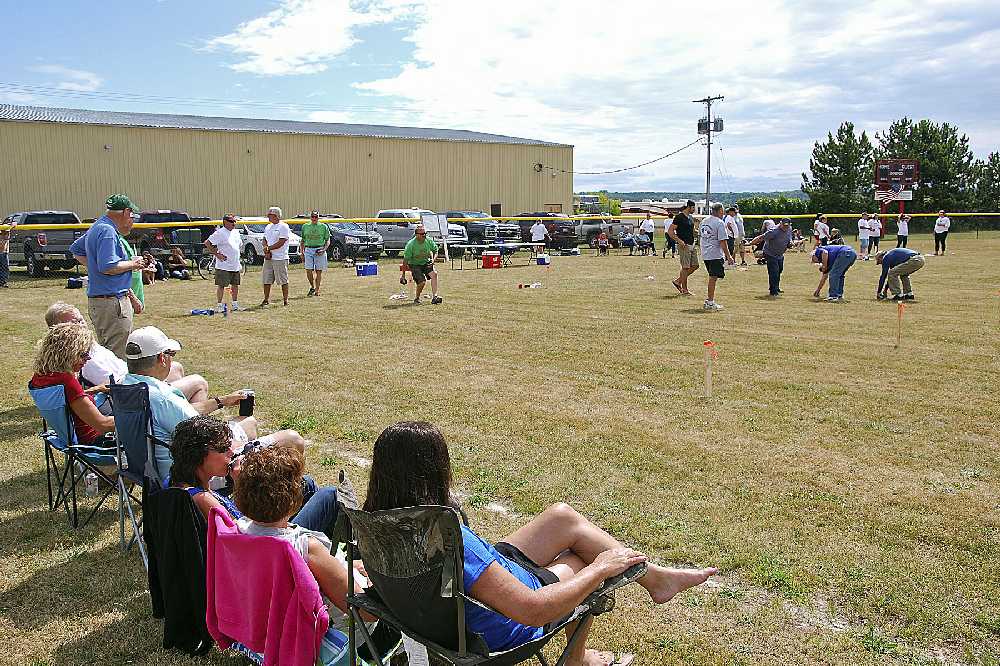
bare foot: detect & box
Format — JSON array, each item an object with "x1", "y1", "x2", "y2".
[
  {"x1": 568, "y1": 650, "x2": 635, "y2": 666},
  {"x1": 643, "y1": 565, "x2": 718, "y2": 604}
]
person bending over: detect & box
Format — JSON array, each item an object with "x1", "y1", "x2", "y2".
[
  {"x1": 363, "y1": 421, "x2": 717, "y2": 666},
  {"x1": 811, "y1": 243, "x2": 857, "y2": 302},
  {"x1": 875, "y1": 248, "x2": 924, "y2": 301},
  {"x1": 30, "y1": 323, "x2": 115, "y2": 445}
]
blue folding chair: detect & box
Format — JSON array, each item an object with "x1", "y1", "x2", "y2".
[
  {"x1": 109, "y1": 380, "x2": 165, "y2": 570},
  {"x1": 28, "y1": 382, "x2": 119, "y2": 529}
]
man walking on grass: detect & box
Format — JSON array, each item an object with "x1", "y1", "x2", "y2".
[
  {"x1": 205, "y1": 214, "x2": 242, "y2": 313},
  {"x1": 301, "y1": 211, "x2": 330, "y2": 297},
  {"x1": 668, "y1": 201, "x2": 698, "y2": 296},
  {"x1": 750, "y1": 218, "x2": 792, "y2": 297},
  {"x1": 699, "y1": 203, "x2": 734, "y2": 311},
  {"x1": 261, "y1": 206, "x2": 290, "y2": 307},
  {"x1": 857, "y1": 212, "x2": 872, "y2": 260},
  {"x1": 403, "y1": 225, "x2": 442, "y2": 304}
]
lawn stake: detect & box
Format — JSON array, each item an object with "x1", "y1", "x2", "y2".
[{"x1": 703, "y1": 340, "x2": 718, "y2": 397}]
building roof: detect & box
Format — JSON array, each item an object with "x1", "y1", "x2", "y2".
[{"x1": 0, "y1": 104, "x2": 569, "y2": 147}]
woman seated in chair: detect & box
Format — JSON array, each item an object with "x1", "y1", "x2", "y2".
[
  {"x1": 29, "y1": 322, "x2": 114, "y2": 445},
  {"x1": 168, "y1": 415, "x2": 341, "y2": 542},
  {"x1": 363, "y1": 421, "x2": 717, "y2": 666},
  {"x1": 167, "y1": 247, "x2": 191, "y2": 279}
]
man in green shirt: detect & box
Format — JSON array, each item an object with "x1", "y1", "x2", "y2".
[
  {"x1": 301, "y1": 211, "x2": 331, "y2": 296},
  {"x1": 402, "y1": 224, "x2": 442, "y2": 304}
]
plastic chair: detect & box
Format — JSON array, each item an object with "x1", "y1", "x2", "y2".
[
  {"x1": 342, "y1": 505, "x2": 647, "y2": 666},
  {"x1": 28, "y1": 382, "x2": 119, "y2": 529}
]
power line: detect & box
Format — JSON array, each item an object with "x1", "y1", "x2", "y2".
[{"x1": 540, "y1": 137, "x2": 704, "y2": 175}]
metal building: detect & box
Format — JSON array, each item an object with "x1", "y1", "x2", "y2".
[{"x1": 0, "y1": 105, "x2": 573, "y2": 220}]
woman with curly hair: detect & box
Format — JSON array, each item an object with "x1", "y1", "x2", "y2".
[
  {"x1": 168, "y1": 415, "x2": 340, "y2": 542},
  {"x1": 363, "y1": 421, "x2": 718, "y2": 666},
  {"x1": 29, "y1": 322, "x2": 114, "y2": 444}
]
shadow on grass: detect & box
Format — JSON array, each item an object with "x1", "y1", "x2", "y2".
[
  {"x1": 680, "y1": 308, "x2": 714, "y2": 315},
  {"x1": 0, "y1": 503, "x2": 117, "y2": 559},
  {"x1": 0, "y1": 404, "x2": 43, "y2": 441}
]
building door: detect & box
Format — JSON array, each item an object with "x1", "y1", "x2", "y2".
[{"x1": 490, "y1": 203, "x2": 502, "y2": 217}]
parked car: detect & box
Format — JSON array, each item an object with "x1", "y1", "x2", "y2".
[
  {"x1": 129, "y1": 209, "x2": 195, "y2": 258},
  {"x1": 5, "y1": 210, "x2": 83, "y2": 276},
  {"x1": 444, "y1": 211, "x2": 521, "y2": 248},
  {"x1": 374, "y1": 208, "x2": 468, "y2": 256},
  {"x1": 237, "y1": 218, "x2": 302, "y2": 265},
  {"x1": 573, "y1": 214, "x2": 628, "y2": 248},
  {"x1": 512, "y1": 212, "x2": 580, "y2": 249},
  {"x1": 290, "y1": 215, "x2": 384, "y2": 261}
]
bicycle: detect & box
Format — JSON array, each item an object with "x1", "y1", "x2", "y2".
[{"x1": 198, "y1": 253, "x2": 250, "y2": 279}]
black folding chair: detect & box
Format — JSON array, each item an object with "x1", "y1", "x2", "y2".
[
  {"x1": 343, "y1": 505, "x2": 646, "y2": 666},
  {"x1": 109, "y1": 381, "x2": 166, "y2": 569},
  {"x1": 28, "y1": 382, "x2": 119, "y2": 528}
]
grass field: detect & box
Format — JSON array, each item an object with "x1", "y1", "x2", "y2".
[{"x1": 1, "y1": 232, "x2": 998, "y2": 665}]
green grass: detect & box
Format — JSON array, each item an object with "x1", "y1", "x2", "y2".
[{"x1": 1, "y1": 232, "x2": 998, "y2": 664}]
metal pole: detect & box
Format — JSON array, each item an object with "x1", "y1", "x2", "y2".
[{"x1": 706, "y1": 98, "x2": 712, "y2": 214}]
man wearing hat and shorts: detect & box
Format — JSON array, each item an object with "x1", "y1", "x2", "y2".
[
  {"x1": 205, "y1": 214, "x2": 243, "y2": 313},
  {"x1": 261, "y1": 206, "x2": 290, "y2": 307},
  {"x1": 69, "y1": 194, "x2": 148, "y2": 358},
  {"x1": 121, "y1": 326, "x2": 305, "y2": 481},
  {"x1": 667, "y1": 200, "x2": 698, "y2": 295},
  {"x1": 300, "y1": 211, "x2": 330, "y2": 297},
  {"x1": 700, "y1": 203, "x2": 734, "y2": 311},
  {"x1": 403, "y1": 224, "x2": 443, "y2": 304}
]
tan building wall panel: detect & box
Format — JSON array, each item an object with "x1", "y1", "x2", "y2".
[{"x1": 0, "y1": 121, "x2": 573, "y2": 219}]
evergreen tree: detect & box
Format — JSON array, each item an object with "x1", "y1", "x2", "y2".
[
  {"x1": 875, "y1": 118, "x2": 978, "y2": 212},
  {"x1": 974, "y1": 152, "x2": 1000, "y2": 212},
  {"x1": 801, "y1": 122, "x2": 875, "y2": 213}
]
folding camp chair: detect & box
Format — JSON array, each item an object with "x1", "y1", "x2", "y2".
[
  {"x1": 109, "y1": 380, "x2": 164, "y2": 569},
  {"x1": 28, "y1": 382, "x2": 119, "y2": 529},
  {"x1": 343, "y1": 505, "x2": 647, "y2": 666}
]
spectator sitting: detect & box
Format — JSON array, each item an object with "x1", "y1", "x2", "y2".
[
  {"x1": 141, "y1": 251, "x2": 164, "y2": 285},
  {"x1": 44, "y1": 302, "x2": 208, "y2": 401},
  {"x1": 790, "y1": 229, "x2": 807, "y2": 251},
  {"x1": 596, "y1": 231, "x2": 610, "y2": 256},
  {"x1": 363, "y1": 421, "x2": 717, "y2": 663},
  {"x1": 619, "y1": 230, "x2": 638, "y2": 255},
  {"x1": 120, "y1": 326, "x2": 305, "y2": 481},
  {"x1": 828, "y1": 228, "x2": 845, "y2": 245},
  {"x1": 167, "y1": 247, "x2": 191, "y2": 280},
  {"x1": 29, "y1": 323, "x2": 115, "y2": 445}
]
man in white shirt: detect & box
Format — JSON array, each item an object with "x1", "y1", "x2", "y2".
[
  {"x1": 857, "y1": 212, "x2": 872, "y2": 260},
  {"x1": 934, "y1": 210, "x2": 951, "y2": 255},
  {"x1": 639, "y1": 213, "x2": 656, "y2": 255},
  {"x1": 699, "y1": 203, "x2": 734, "y2": 311},
  {"x1": 261, "y1": 206, "x2": 291, "y2": 307},
  {"x1": 869, "y1": 214, "x2": 882, "y2": 253},
  {"x1": 43, "y1": 301, "x2": 208, "y2": 401},
  {"x1": 732, "y1": 205, "x2": 747, "y2": 265},
  {"x1": 205, "y1": 214, "x2": 243, "y2": 313},
  {"x1": 529, "y1": 218, "x2": 548, "y2": 251}
]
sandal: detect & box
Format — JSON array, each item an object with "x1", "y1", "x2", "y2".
[
  {"x1": 671, "y1": 280, "x2": 683, "y2": 294},
  {"x1": 590, "y1": 651, "x2": 635, "y2": 666}
]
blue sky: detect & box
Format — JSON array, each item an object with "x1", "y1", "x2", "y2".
[{"x1": 2, "y1": 0, "x2": 998, "y2": 193}]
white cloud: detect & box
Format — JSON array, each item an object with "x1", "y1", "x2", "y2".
[
  {"x1": 204, "y1": 0, "x2": 421, "y2": 76},
  {"x1": 30, "y1": 65, "x2": 103, "y2": 92},
  {"x1": 208, "y1": 0, "x2": 1000, "y2": 189}
]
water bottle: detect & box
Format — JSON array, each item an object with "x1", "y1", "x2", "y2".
[
  {"x1": 190, "y1": 308, "x2": 215, "y2": 316},
  {"x1": 222, "y1": 303, "x2": 229, "y2": 318},
  {"x1": 84, "y1": 471, "x2": 99, "y2": 497}
]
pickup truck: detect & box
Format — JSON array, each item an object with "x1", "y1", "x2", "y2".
[
  {"x1": 129, "y1": 210, "x2": 197, "y2": 258},
  {"x1": 444, "y1": 211, "x2": 521, "y2": 248},
  {"x1": 572, "y1": 215, "x2": 630, "y2": 248},
  {"x1": 4, "y1": 210, "x2": 84, "y2": 277},
  {"x1": 374, "y1": 209, "x2": 468, "y2": 256}
]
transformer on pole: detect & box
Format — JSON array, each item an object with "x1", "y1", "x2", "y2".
[{"x1": 693, "y1": 96, "x2": 724, "y2": 214}]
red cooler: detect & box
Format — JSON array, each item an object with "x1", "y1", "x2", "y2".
[{"x1": 482, "y1": 251, "x2": 501, "y2": 269}]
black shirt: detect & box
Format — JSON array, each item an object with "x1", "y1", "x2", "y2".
[{"x1": 671, "y1": 212, "x2": 695, "y2": 244}]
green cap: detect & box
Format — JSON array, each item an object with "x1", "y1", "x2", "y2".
[{"x1": 105, "y1": 193, "x2": 139, "y2": 211}]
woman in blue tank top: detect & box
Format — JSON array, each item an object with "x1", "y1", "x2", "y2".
[{"x1": 363, "y1": 422, "x2": 718, "y2": 666}]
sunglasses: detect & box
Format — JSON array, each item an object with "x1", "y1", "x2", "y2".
[{"x1": 163, "y1": 350, "x2": 177, "y2": 357}]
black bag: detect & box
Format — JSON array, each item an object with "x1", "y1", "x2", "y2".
[{"x1": 66, "y1": 277, "x2": 84, "y2": 289}]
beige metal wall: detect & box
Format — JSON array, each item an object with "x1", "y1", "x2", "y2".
[{"x1": 0, "y1": 121, "x2": 573, "y2": 219}]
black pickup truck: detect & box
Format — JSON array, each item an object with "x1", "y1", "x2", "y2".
[
  {"x1": 512, "y1": 212, "x2": 580, "y2": 249},
  {"x1": 444, "y1": 211, "x2": 521, "y2": 247},
  {"x1": 4, "y1": 210, "x2": 84, "y2": 277}
]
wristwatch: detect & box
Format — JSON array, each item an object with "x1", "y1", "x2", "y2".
[{"x1": 214, "y1": 396, "x2": 223, "y2": 410}]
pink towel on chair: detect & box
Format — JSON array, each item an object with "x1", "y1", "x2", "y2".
[{"x1": 206, "y1": 507, "x2": 330, "y2": 666}]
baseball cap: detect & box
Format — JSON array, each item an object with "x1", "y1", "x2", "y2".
[
  {"x1": 267, "y1": 206, "x2": 283, "y2": 218},
  {"x1": 222, "y1": 214, "x2": 238, "y2": 223},
  {"x1": 685, "y1": 199, "x2": 696, "y2": 208},
  {"x1": 780, "y1": 217, "x2": 792, "y2": 224},
  {"x1": 125, "y1": 326, "x2": 181, "y2": 360},
  {"x1": 106, "y1": 193, "x2": 139, "y2": 212}
]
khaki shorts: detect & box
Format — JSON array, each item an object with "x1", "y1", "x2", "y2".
[
  {"x1": 678, "y1": 244, "x2": 699, "y2": 269},
  {"x1": 214, "y1": 269, "x2": 241, "y2": 287},
  {"x1": 88, "y1": 294, "x2": 133, "y2": 359},
  {"x1": 262, "y1": 259, "x2": 289, "y2": 285}
]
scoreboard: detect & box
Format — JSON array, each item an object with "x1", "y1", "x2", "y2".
[{"x1": 875, "y1": 159, "x2": 920, "y2": 188}]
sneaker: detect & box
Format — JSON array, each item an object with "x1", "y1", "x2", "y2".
[
  {"x1": 903, "y1": 293, "x2": 915, "y2": 300},
  {"x1": 0, "y1": 283, "x2": 9, "y2": 288},
  {"x1": 413, "y1": 297, "x2": 422, "y2": 305},
  {"x1": 231, "y1": 302, "x2": 240, "y2": 311},
  {"x1": 877, "y1": 293, "x2": 887, "y2": 301},
  {"x1": 891, "y1": 294, "x2": 906, "y2": 301},
  {"x1": 431, "y1": 295, "x2": 443, "y2": 304},
  {"x1": 703, "y1": 300, "x2": 724, "y2": 311},
  {"x1": 307, "y1": 288, "x2": 316, "y2": 297},
  {"x1": 826, "y1": 296, "x2": 841, "y2": 302},
  {"x1": 259, "y1": 300, "x2": 269, "y2": 308},
  {"x1": 215, "y1": 304, "x2": 225, "y2": 314}
]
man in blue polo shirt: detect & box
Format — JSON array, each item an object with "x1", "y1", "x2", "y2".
[
  {"x1": 69, "y1": 194, "x2": 148, "y2": 358},
  {"x1": 875, "y1": 248, "x2": 925, "y2": 301},
  {"x1": 811, "y1": 243, "x2": 857, "y2": 302}
]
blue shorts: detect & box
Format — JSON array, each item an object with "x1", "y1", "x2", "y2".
[
  {"x1": 304, "y1": 247, "x2": 328, "y2": 270},
  {"x1": 860, "y1": 238, "x2": 870, "y2": 251}
]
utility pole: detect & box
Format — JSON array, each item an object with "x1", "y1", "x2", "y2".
[{"x1": 694, "y1": 95, "x2": 724, "y2": 214}]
